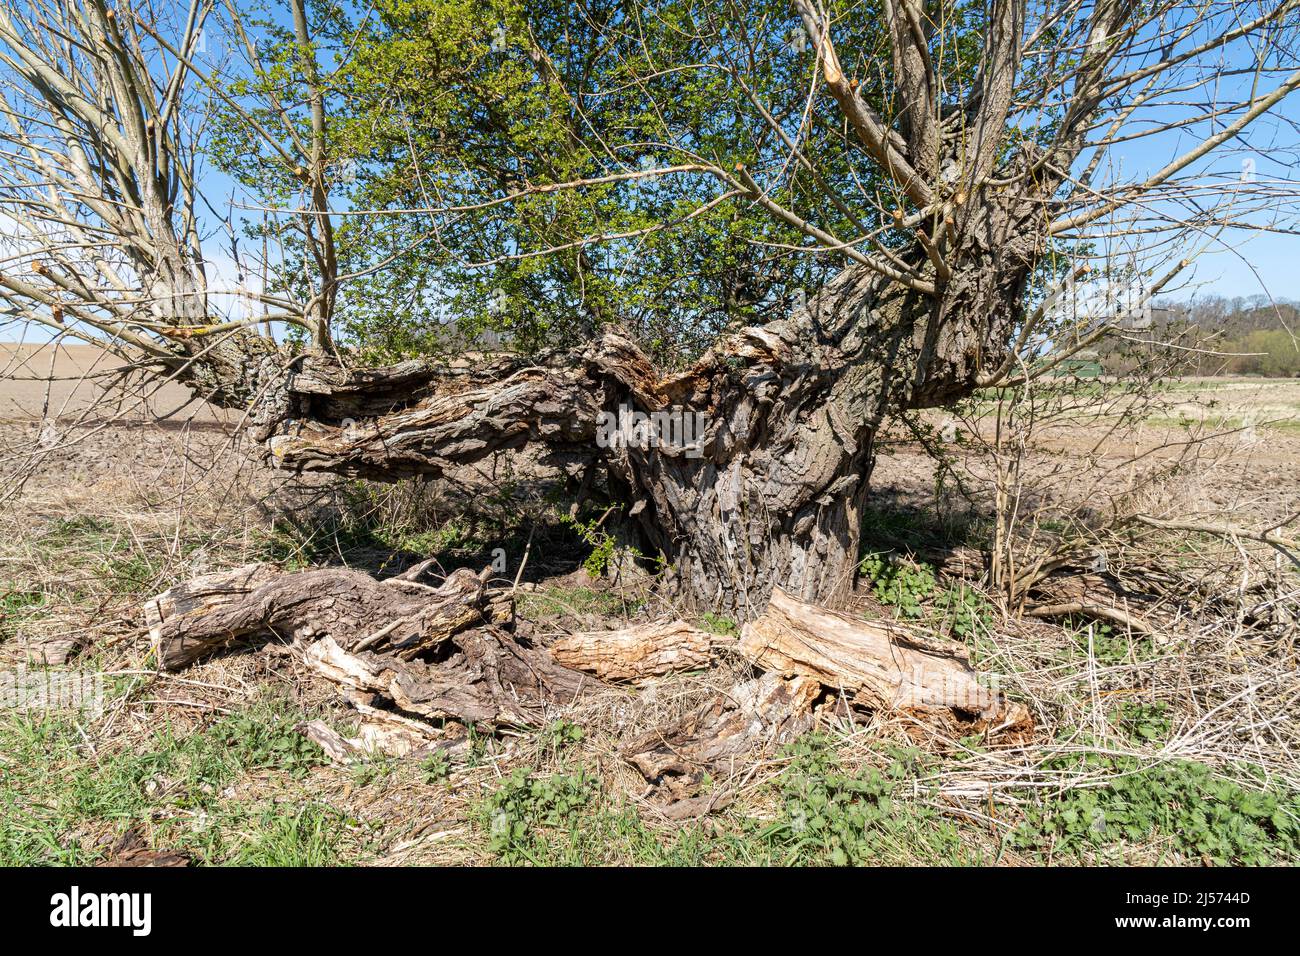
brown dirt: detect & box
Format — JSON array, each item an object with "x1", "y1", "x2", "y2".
[{"x1": 0, "y1": 342, "x2": 232, "y2": 423}]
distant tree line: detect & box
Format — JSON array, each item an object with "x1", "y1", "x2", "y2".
[{"x1": 1101, "y1": 297, "x2": 1300, "y2": 377}]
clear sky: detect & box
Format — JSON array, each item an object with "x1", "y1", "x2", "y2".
[{"x1": 1092, "y1": 64, "x2": 1300, "y2": 306}]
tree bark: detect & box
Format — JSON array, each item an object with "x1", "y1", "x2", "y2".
[
  {"x1": 145, "y1": 564, "x2": 502, "y2": 670},
  {"x1": 178, "y1": 192, "x2": 1045, "y2": 616},
  {"x1": 551, "y1": 621, "x2": 718, "y2": 682},
  {"x1": 143, "y1": 561, "x2": 1025, "y2": 798}
]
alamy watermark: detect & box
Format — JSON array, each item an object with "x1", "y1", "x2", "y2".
[
  {"x1": 596, "y1": 404, "x2": 708, "y2": 459},
  {"x1": 50, "y1": 886, "x2": 151, "y2": 936},
  {"x1": 1, "y1": 665, "x2": 104, "y2": 717},
  {"x1": 1040, "y1": 266, "x2": 1154, "y2": 331}
]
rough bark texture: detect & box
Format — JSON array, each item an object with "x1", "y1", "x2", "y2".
[
  {"x1": 144, "y1": 559, "x2": 1030, "y2": 807},
  {"x1": 145, "y1": 563, "x2": 597, "y2": 730},
  {"x1": 145, "y1": 564, "x2": 496, "y2": 670},
  {"x1": 224, "y1": 206, "x2": 1045, "y2": 617},
  {"x1": 262, "y1": 351, "x2": 604, "y2": 479},
  {"x1": 301, "y1": 632, "x2": 595, "y2": 731},
  {"x1": 144, "y1": 563, "x2": 734, "y2": 734}
]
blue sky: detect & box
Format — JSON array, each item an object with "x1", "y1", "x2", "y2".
[
  {"x1": 3, "y1": 5, "x2": 1297, "y2": 351},
  {"x1": 1102, "y1": 98, "x2": 1300, "y2": 305}
]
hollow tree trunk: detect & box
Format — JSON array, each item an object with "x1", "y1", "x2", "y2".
[{"x1": 177, "y1": 196, "x2": 1044, "y2": 616}]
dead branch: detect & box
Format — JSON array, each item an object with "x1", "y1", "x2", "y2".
[
  {"x1": 1133, "y1": 514, "x2": 1300, "y2": 567},
  {"x1": 145, "y1": 564, "x2": 496, "y2": 670}
]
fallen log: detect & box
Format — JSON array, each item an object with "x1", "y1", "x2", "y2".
[
  {"x1": 143, "y1": 559, "x2": 1025, "y2": 790},
  {"x1": 145, "y1": 564, "x2": 493, "y2": 670},
  {"x1": 551, "y1": 620, "x2": 718, "y2": 682},
  {"x1": 740, "y1": 588, "x2": 1028, "y2": 726},
  {"x1": 302, "y1": 632, "x2": 596, "y2": 730}
]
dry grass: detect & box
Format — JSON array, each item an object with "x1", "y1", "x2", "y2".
[{"x1": 1, "y1": 382, "x2": 1297, "y2": 865}]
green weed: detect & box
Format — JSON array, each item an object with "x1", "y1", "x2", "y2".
[
  {"x1": 1014, "y1": 755, "x2": 1300, "y2": 864},
  {"x1": 760, "y1": 735, "x2": 974, "y2": 866}
]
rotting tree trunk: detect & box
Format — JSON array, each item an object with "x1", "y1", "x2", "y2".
[
  {"x1": 145, "y1": 564, "x2": 506, "y2": 670},
  {"x1": 146, "y1": 563, "x2": 599, "y2": 730},
  {"x1": 144, "y1": 561, "x2": 1026, "y2": 799},
  {"x1": 551, "y1": 620, "x2": 718, "y2": 682}
]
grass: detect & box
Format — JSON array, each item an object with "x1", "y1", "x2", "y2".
[
  {"x1": 758, "y1": 735, "x2": 982, "y2": 866},
  {"x1": 2, "y1": 410, "x2": 1297, "y2": 867},
  {"x1": 1013, "y1": 753, "x2": 1300, "y2": 865},
  {"x1": 38, "y1": 515, "x2": 164, "y2": 596},
  {"x1": 0, "y1": 585, "x2": 48, "y2": 641},
  {"x1": 860, "y1": 500, "x2": 988, "y2": 555},
  {"x1": 462, "y1": 730, "x2": 1300, "y2": 866},
  {"x1": 517, "y1": 583, "x2": 642, "y2": 619},
  {"x1": 477, "y1": 766, "x2": 732, "y2": 865},
  {"x1": 0, "y1": 691, "x2": 352, "y2": 866},
  {"x1": 4, "y1": 655, "x2": 1298, "y2": 866},
  {"x1": 1146, "y1": 412, "x2": 1300, "y2": 435},
  {"x1": 858, "y1": 552, "x2": 996, "y2": 641}
]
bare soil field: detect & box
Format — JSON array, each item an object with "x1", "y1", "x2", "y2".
[
  {"x1": 0, "y1": 343, "x2": 233, "y2": 424},
  {"x1": 1, "y1": 367, "x2": 1297, "y2": 866}
]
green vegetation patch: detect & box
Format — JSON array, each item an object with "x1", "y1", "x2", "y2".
[
  {"x1": 1014, "y1": 754, "x2": 1300, "y2": 865},
  {"x1": 0, "y1": 692, "x2": 346, "y2": 866}
]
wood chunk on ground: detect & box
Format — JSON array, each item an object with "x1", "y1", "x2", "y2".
[
  {"x1": 145, "y1": 564, "x2": 490, "y2": 670},
  {"x1": 4, "y1": 632, "x2": 82, "y2": 666},
  {"x1": 551, "y1": 620, "x2": 718, "y2": 681},
  {"x1": 299, "y1": 717, "x2": 435, "y2": 763},
  {"x1": 302, "y1": 631, "x2": 597, "y2": 730},
  {"x1": 624, "y1": 671, "x2": 821, "y2": 816},
  {"x1": 740, "y1": 587, "x2": 1028, "y2": 727},
  {"x1": 96, "y1": 829, "x2": 189, "y2": 867}
]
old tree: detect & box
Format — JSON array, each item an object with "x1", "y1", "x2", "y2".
[{"x1": 2, "y1": 0, "x2": 1298, "y2": 622}]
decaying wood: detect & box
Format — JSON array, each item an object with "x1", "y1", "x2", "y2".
[
  {"x1": 302, "y1": 631, "x2": 596, "y2": 730},
  {"x1": 145, "y1": 564, "x2": 492, "y2": 671},
  {"x1": 145, "y1": 560, "x2": 597, "y2": 732},
  {"x1": 97, "y1": 830, "x2": 189, "y2": 868},
  {"x1": 624, "y1": 671, "x2": 821, "y2": 816},
  {"x1": 1024, "y1": 568, "x2": 1168, "y2": 636},
  {"x1": 1023, "y1": 601, "x2": 1155, "y2": 635},
  {"x1": 740, "y1": 588, "x2": 1026, "y2": 725},
  {"x1": 299, "y1": 717, "x2": 438, "y2": 764},
  {"x1": 551, "y1": 620, "x2": 719, "y2": 682},
  {"x1": 146, "y1": 557, "x2": 1028, "y2": 798},
  {"x1": 4, "y1": 632, "x2": 82, "y2": 667}
]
